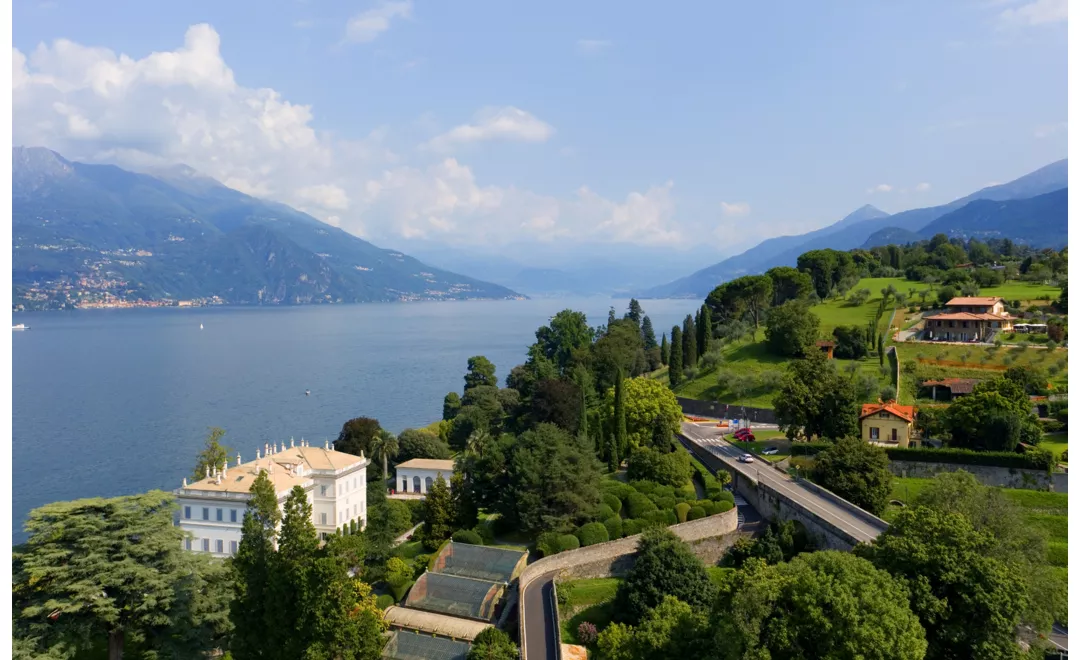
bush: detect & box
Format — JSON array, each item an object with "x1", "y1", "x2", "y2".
[
  {"x1": 654, "y1": 496, "x2": 676, "y2": 511},
  {"x1": 790, "y1": 442, "x2": 832, "y2": 456},
  {"x1": 452, "y1": 529, "x2": 483, "y2": 545},
  {"x1": 557, "y1": 534, "x2": 581, "y2": 552},
  {"x1": 603, "y1": 516, "x2": 624, "y2": 540},
  {"x1": 715, "y1": 500, "x2": 734, "y2": 514},
  {"x1": 629, "y1": 480, "x2": 657, "y2": 496},
  {"x1": 537, "y1": 532, "x2": 561, "y2": 557},
  {"x1": 472, "y1": 522, "x2": 495, "y2": 545},
  {"x1": 576, "y1": 522, "x2": 610, "y2": 547},
  {"x1": 375, "y1": 594, "x2": 395, "y2": 609},
  {"x1": 1041, "y1": 420, "x2": 1065, "y2": 434},
  {"x1": 623, "y1": 519, "x2": 645, "y2": 537},
  {"x1": 577, "y1": 621, "x2": 599, "y2": 645},
  {"x1": 686, "y1": 506, "x2": 706, "y2": 521},
  {"x1": 626, "y1": 492, "x2": 658, "y2": 519},
  {"x1": 404, "y1": 498, "x2": 425, "y2": 526},
  {"x1": 594, "y1": 503, "x2": 616, "y2": 521},
  {"x1": 715, "y1": 490, "x2": 735, "y2": 504},
  {"x1": 644, "y1": 509, "x2": 678, "y2": 526},
  {"x1": 885, "y1": 446, "x2": 1054, "y2": 471},
  {"x1": 600, "y1": 480, "x2": 633, "y2": 501},
  {"x1": 675, "y1": 502, "x2": 692, "y2": 523},
  {"x1": 601, "y1": 493, "x2": 623, "y2": 515},
  {"x1": 413, "y1": 556, "x2": 431, "y2": 579}
]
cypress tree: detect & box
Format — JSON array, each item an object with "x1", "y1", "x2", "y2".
[
  {"x1": 607, "y1": 434, "x2": 619, "y2": 472},
  {"x1": 421, "y1": 476, "x2": 455, "y2": 551},
  {"x1": 641, "y1": 315, "x2": 658, "y2": 349},
  {"x1": 660, "y1": 333, "x2": 669, "y2": 366},
  {"x1": 879, "y1": 334, "x2": 886, "y2": 367},
  {"x1": 580, "y1": 385, "x2": 589, "y2": 441},
  {"x1": 682, "y1": 314, "x2": 697, "y2": 369},
  {"x1": 669, "y1": 326, "x2": 683, "y2": 386},
  {"x1": 699, "y1": 304, "x2": 713, "y2": 356},
  {"x1": 626, "y1": 298, "x2": 644, "y2": 328},
  {"x1": 608, "y1": 306, "x2": 617, "y2": 327},
  {"x1": 614, "y1": 367, "x2": 629, "y2": 459},
  {"x1": 231, "y1": 470, "x2": 282, "y2": 659},
  {"x1": 694, "y1": 309, "x2": 702, "y2": 357},
  {"x1": 272, "y1": 486, "x2": 320, "y2": 659}
]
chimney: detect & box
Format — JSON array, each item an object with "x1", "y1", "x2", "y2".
[
  {"x1": 223, "y1": 460, "x2": 229, "y2": 478},
  {"x1": 325, "y1": 439, "x2": 330, "y2": 450},
  {"x1": 290, "y1": 437, "x2": 295, "y2": 448},
  {"x1": 205, "y1": 465, "x2": 210, "y2": 480},
  {"x1": 237, "y1": 452, "x2": 242, "y2": 466},
  {"x1": 183, "y1": 477, "x2": 188, "y2": 488},
  {"x1": 256, "y1": 449, "x2": 261, "y2": 460},
  {"x1": 264, "y1": 443, "x2": 269, "y2": 457}
]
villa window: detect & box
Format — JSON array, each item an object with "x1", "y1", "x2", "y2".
[
  {"x1": 216, "y1": 539, "x2": 224, "y2": 554},
  {"x1": 202, "y1": 539, "x2": 210, "y2": 552},
  {"x1": 870, "y1": 427, "x2": 880, "y2": 440},
  {"x1": 402, "y1": 479, "x2": 408, "y2": 492},
  {"x1": 320, "y1": 512, "x2": 327, "y2": 525},
  {"x1": 184, "y1": 506, "x2": 191, "y2": 519},
  {"x1": 202, "y1": 507, "x2": 210, "y2": 521},
  {"x1": 879, "y1": 412, "x2": 890, "y2": 418},
  {"x1": 425, "y1": 477, "x2": 433, "y2": 492},
  {"x1": 185, "y1": 538, "x2": 192, "y2": 551},
  {"x1": 216, "y1": 508, "x2": 223, "y2": 521},
  {"x1": 230, "y1": 509, "x2": 238, "y2": 523},
  {"x1": 321, "y1": 485, "x2": 328, "y2": 497},
  {"x1": 230, "y1": 541, "x2": 238, "y2": 555}
]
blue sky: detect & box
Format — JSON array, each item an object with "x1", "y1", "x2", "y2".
[{"x1": 12, "y1": 0, "x2": 1068, "y2": 268}]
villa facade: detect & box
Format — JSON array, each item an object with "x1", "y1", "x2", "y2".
[
  {"x1": 174, "y1": 439, "x2": 369, "y2": 557},
  {"x1": 860, "y1": 401, "x2": 919, "y2": 448},
  {"x1": 923, "y1": 296, "x2": 1014, "y2": 342},
  {"x1": 395, "y1": 458, "x2": 456, "y2": 495}
]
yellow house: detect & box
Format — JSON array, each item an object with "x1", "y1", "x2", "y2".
[{"x1": 860, "y1": 401, "x2": 919, "y2": 448}]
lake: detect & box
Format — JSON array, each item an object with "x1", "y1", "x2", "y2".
[{"x1": 12, "y1": 297, "x2": 699, "y2": 541}]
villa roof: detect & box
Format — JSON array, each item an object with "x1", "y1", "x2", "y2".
[
  {"x1": 945, "y1": 296, "x2": 1003, "y2": 306},
  {"x1": 815, "y1": 340, "x2": 836, "y2": 347},
  {"x1": 396, "y1": 458, "x2": 456, "y2": 471},
  {"x1": 920, "y1": 378, "x2": 978, "y2": 394},
  {"x1": 179, "y1": 442, "x2": 368, "y2": 496},
  {"x1": 924, "y1": 312, "x2": 1010, "y2": 322},
  {"x1": 860, "y1": 401, "x2": 917, "y2": 423}
]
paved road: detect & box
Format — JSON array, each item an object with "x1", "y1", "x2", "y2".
[
  {"x1": 681, "y1": 421, "x2": 887, "y2": 545},
  {"x1": 521, "y1": 574, "x2": 558, "y2": 660}
]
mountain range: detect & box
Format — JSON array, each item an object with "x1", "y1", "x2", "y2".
[
  {"x1": 641, "y1": 159, "x2": 1068, "y2": 299},
  {"x1": 12, "y1": 147, "x2": 521, "y2": 307}
]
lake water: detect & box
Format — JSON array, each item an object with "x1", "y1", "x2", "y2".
[{"x1": 12, "y1": 298, "x2": 699, "y2": 541}]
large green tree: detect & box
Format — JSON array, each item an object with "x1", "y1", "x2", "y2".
[
  {"x1": 531, "y1": 310, "x2": 593, "y2": 377},
  {"x1": 529, "y1": 378, "x2": 583, "y2": 434},
  {"x1": 593, "y1": 318, "x2": 648, "y2": 395},
  {"x1": 614, "y1": 367, "x2": 629, "y2": 460},
  {"x1": 191, "y1": 426, "x2": 232, "y2": 482},
  {"x1": 773, "y1": 349, "x2": 859, "y2": 440},
  {"x1": 660, "y1": 332, "x2": 669, "y2": 366},
  {"x1": 421, "y1": 475, "x2": 455, "y2": 550},
  {"x1": 764, "y1": 266, "x2": 813, "y2": 306},
  {"x1": 596, "y1": 597, "x2": 711, "y2": 660},
  {"x1": 712, "y1": 552, "x2": 927, "y2": 660},
  {"x1": 467, "y1": 627, "x2": 519, "y2": 660},
  {"x1": 764, "y1": 299, "x2": 820, "y2": 358},
  {"x1": 812, "y1": 436, "x2": 892, "y2": 515},
  {"x1": 613, "y1": 528, "x2": 716, "y2": 625},
  {"x1": 12, "y1": 492, "x2": 200, "y2": 660},
  {"x1": 641, "y1": 314, "x2": 658, "y2": 350},
  {"x1": 696, "y1": 304, "x2": 713, "y2": 357},
  {"x1": 395, "y1": 428, "x2": 452, "y2": 465},
  {"x1": 944, "y1": 377, "x2": 1042, "y2": 450},
  {"x1": 682, "y1": 314, "x2": 697, "y2": 368},
  {"x1": 498, "y1": 423, "x2": 602, "y2": 534},
  {"x1": 604, "y1": 376, "x2": 683, "y2": 452},
  {"x1": 231, "y1": 470, "x2": 281, "y2": 659},
  {"x1": 335, "y1": 417, "x2": 382, "y2": 458},
  {"x1": 464, "y1": 355, "x2": 498, "y2": 391},
  {"x1": 369, "y1": 429, "x2": 399, "y2": 482}
]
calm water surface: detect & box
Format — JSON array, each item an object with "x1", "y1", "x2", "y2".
[{"x1": 12, "y1": 298, "x2": 699, "y2": 541}]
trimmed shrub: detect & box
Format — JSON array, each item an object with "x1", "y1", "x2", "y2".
[
  {"x1": 602, "y1": 493, "x2": 623, "y2": 515},
  {"x1": 655, "y1": 496, "x2": 677, "y2": 511},
  {"x1": 706, "y1": 485, "x2": 727, "y2": 501},
  {"x1": 687, "y1": 506, "x2": 706, "y2": 521},
  {"x1": 603, "y1": 516, "x2": 624, "y2": 540},
  {"x1": 677, "y1": 483, "x2": 698, "y2": 500},
  {"x1": 626, "y1": 492, "x2": 658, "y2": 519},
  {"x1": 537, "y1": 532, "x2": 561, "y2": 557},
  {"x1": 623, "y1": 519, "x2": 645, "y2": 537},
  {"x1": 645, "y1": 509, "x2": 678, "y2": 526},
  {"x1": 557, "y1": 534, "x2": 581, "y2": 552},
  {"x1": 715, "y1": 500, "x2": 734, "y2": 514},
  {"x1": 653, "y1": 485, "x2": 676, "y2": 499},
  {"x1": 576, "y1": 522, "x2": 610, "y2": 547},
  {"x1": 600, "y1": 480, "x2": 634, "y2": 501},
  {"x1": 451, "y1": 529, "x2": 483, "y2": 545},
  {"x1": 412, "y1": 556, "x2": 431, "y2": 579},
  {"x1": 675, "y1": 502, "x2": 692, "y2": 523},
  {"x1": 791, "y1": 442, "x2": 833, "y2": 456},
  {"x1": 629, "y1": 480, "x2": 657, "y2": 495},
  {"x1": 595, "y1": 503, "x2": 616, "y2": 521},
  {"x1": 375, "y1": 594, "x2": 395, "y2": 610},
  {"x1": 472, "y1": 522, "x2": 495, "y2": 545},
  {"x1": 698, "y1": 500, "x2": 716, "y2": 516},
  {"x1": 715, "y1": 490, "x2": 735, "y2": 505},
  {"x1": 885, "y1": 446, "x2": 1054, "y2": 471},
  {"x1": 390, "y1": 579, "x2": 414, "y2": 601}
]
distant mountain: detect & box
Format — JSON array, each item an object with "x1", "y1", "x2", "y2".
[
  {"x1": 917, "y1": 188, "x2": 1067, "y2": 248},
  {"x1": 641, "y1": 159, "x2": 1068, "y2": 299},
  {"x1": 860, "y1": 227, "x2": 925, "y2": 249},
  {"x1": 12, "y1": 147, "x2": 520, "y2": 307}
]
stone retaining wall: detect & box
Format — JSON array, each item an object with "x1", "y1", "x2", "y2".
[{"x1": 890, "y1": 460, "x2": 1067, "y2": 492}]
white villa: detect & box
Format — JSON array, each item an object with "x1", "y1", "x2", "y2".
[
  {"x1": 175, "y1": 439, "x2": 370, "y2": 557},
  {"x1": 395, "y1": 458, "x2": 456, "y2": 495}
]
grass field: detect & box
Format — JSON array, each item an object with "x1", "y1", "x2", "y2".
[
  {"x1": 814, "y1": 277, "x2": 931, "y2": 336},
  {"x1": 558, "y1": 577, "x2": 620, "y2": 644},
  {"x1": 736, "y1": 436, "x2": 791, "y2": 462},
  {"x1": 1041, "y1": 433, "x2": 1068, "y2": 465},
  {"x1": 899, "y1": 341, "x2": 1068, "y2": 402},
  {"x1": 977, "y1": 281, "x2": 1062, "y2": 302}
]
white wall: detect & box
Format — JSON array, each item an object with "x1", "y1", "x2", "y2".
[{"x1": 396, "y1": 467, "x2": 452, "y2": 494}]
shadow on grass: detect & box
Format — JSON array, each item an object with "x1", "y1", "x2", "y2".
[{"x1": 561, "y1": 600, "x2": 617, "y2": 646}]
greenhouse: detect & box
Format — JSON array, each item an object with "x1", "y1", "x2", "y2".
[
  {"x1": 381, "y1": 630, "x2": 470, "y2": 660},
  {"x1": 430, "y1": 541, "x2": 528, "y2": 584},
  {"x1": 403, "y1": 572, "x2": 504, "y2": 621}
]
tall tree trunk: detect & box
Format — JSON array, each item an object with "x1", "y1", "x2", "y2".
[
  {"x1": 383, "y1": 454, "x2": 388, "y2": 482},
  {"x1": 108, "y1": 629, "x2": 124, "y2": 660}
]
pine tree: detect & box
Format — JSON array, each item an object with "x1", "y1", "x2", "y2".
[
  {"x1": 626, "y1": 298, "x2": 644, "y2": 328},
  {"x1": 231, "y1": 470, "x2": 281, "y2": 659},
  {"x1": 272, "y1": 486, "x2": 320, "y2": 659},
  {"x1": 660, "y1": 333, "x2": 670, "y2": 366},
  {"x1": 191, "y1": 427, "x2": 231, "y2": 482},
  {"x1": 421, "y1": 476, "x2": 455, "y2": 551},
  {"x1": 682, "y1": 314, "x2": 697, "y2": 369},
  {"x1": 698, "y1": 304, "x2": 713, "y2": 356},
  {"x1": 669, "y1": 326, "x2": 683, "y2": 386},
  {"x1": 608, "y1": 306, "x2": 617, "y2": 327},
  {"x1": 641, "y1": 315, "x2": 658, "y2": 350},
  {"x1": 614, "y1": 367, "x2": 628, "y2": 459}
]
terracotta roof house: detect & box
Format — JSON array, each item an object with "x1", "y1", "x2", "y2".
[
  {"x1": 924, "y1": 297, "x2": 1014, "y2": 342},
  {"x1": 860, "y1": 401, "x2": 920, "y2": 448},
  {"x1": 919, "y1": 378, "x2": 979, "y2": 401},
  {"x1": 815, "y1": 340, "x2": 836, "y2": 359}
]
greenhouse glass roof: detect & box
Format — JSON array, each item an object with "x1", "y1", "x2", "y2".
[{"x1": 382, "y1": 630, "x2": 470, "y2": 660}]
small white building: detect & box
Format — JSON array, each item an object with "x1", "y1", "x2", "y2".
[
  {"x1": 175, "y1": 439, "x2": 370, "y2": 558},
  {"x1": 395, "y1": 458, "x2": 455, "y2": 495}
]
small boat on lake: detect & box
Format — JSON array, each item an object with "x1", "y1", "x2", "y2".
[{"x1": 12, "y1": 324, "x2": 28, "y2": 331}]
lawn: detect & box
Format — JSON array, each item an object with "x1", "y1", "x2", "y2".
[
  {"x1": 978, "y1": 281, "x2": 1063, "y2": 302},
  {"x1": 898, "y1": 341, "x2": 1068, "y2": 402},
  {"x1": 736, "y1": 436, "x2": 791, "y2": 462},
  {"x1": 814, "y1": 277, "x2": 931, "y2": 335},
  {"x1": 558, "y1": 577, "x2": 620, "y2": 644},
  {"x1": 1041, "y1": 433, "x2": 1068, "y2": 465}
]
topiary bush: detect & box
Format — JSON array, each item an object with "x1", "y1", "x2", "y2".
[
  {"x1": 653, "y1": 484, "x2": 676, "y2": 499},
  {"x1": 715, "y1": 490, "x2": 735, "y2": 504},
  {"x1": 715, "y1": 500, "x2": 734, "y2": 514},
  {"x1": 576, "y1": 522, "x2": 610, "y2": 547},
  {"x1": 602, "y1": 493, "x2": 623, "y2": 515},
  {"x1": 675, "y1": 502, "x2": 692, "y2": 523},
  {"x1": 451, "y1": 529, "x2": 483, "y2": 545},
  {"x1": 600, "y1": 480, "x2": 633, "y2": 501},
  {"x1": 629, "y1": 480, "x2": 657, "y2": 495},
  {"x1": 697, "y1": 499, "x2": 716, "y2": 516},
  {"x1": 375, "y1": 594, "x2": 395, "y2": 610},
  {"x1": 557, "y1": 534, "x2": 581, "y2": 552},
  {"x1": 626, "y1": 492, "x2": 658, "y2": 519},
  {"x1": 537, "y1": 532, "x2": 561, "y2": 557},
  {"x1": 645, "y1": 509, "x2": 678, "y2": 526},
  {"x1": 623, "y1": 519, "x2": 645, "y2": 537},
  {"x1": 687, "y1": 506, "x2": 706, "y2": 521},
  {"x1": 655, "y1": 496, "x2": 677, "y2": 511},
  {"x1": 603, "y1": 516, "x2": 623, "y2": 540},
  {"x1": 594, "y1": 504, "x2": 615, "y2": 521}
]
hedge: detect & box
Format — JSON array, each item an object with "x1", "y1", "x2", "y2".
[
  {"x1": 885, "y1": 446, "x2": 1055, "y2": 471},
  {"x1": 675, "y1": 502, "x2": 692, "y2": 523},
  {"x1": 687, "y1": 506, "x2": 706, "y2": 521},
  {"x1": 576, "y1": 522, "x2": 610, "y2": 547},
  {"x1": 790, "y1": 442, "x2": 833, "y2": 456},
  {"x1": 557, "y1": 534, "x2": 581, "y2": 552},
  {"x1": 451, "y1": 529, "x2": 483, "y2": 545},
  {"x1": 629, "y1": 480, "x2": 657, "y2": 495},
  {"x1": 603, "y1": 516, "x2": 624, "y2": 540},
  {"x1": 645, "y1": 509, "x2": 678, "y2": 526},
  {"x1": 600, "y1": 480, "x2": 633, "y2": 501},
  {"x1": 623, "y1": 519, "x2": 646, "y2": 537},
  {"x1": 375, "y1": 594, "x2": 395, "y2": 610},
  {"x1": 715, "y1": 500, "x2": 734, "y2": 514},
  {"x1": 602, "y1": 493, "x2": 623, "y2": 515}
]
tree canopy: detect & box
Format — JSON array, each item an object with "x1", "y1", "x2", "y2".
[
  {"x1": 335, "y1": 416, "x2": 382, "y2": 457},
  {"x1": 613, "y1": 528, "x2": 716, "y2": 625},
  {"x1": 764, "y1": 299, "x2": 820, "y2": 357},
  {"x1": 773, "y1": 349, "x2": 859, "y2": 440},
  {"x1": 812, "y1": 436, "x2": 892, "y2": 515},
  {"x1": 604, "y1": 376, "x2": 683, "y2": 452},
  {"x1": 191, "y1": 426, "x2": 232, "y2": 482}
]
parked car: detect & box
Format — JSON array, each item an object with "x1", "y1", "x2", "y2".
[
  {"x1": 761, "y1": 447, "x2": 779, "y2": 455},
  {"x1": 732, "y1": 428, "x2": 756, "y2": 442},
  {"x1": 738, "y1": 454, "x2": 754, "y2": 463}
]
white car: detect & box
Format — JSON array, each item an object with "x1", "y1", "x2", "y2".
[
  {"x1": 738, "y1": 454, "x2": 754, "y2": 463},
  {"x1": 761, "y1": 447, "x2": 779, "y2": 456}
]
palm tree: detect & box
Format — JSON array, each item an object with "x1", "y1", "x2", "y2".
[
  {"x1": 371, "y1": 429, "x2": 399, "y2": 482},
  {"x1": 465, "y1": 429, "x2": 492, "y2": 458}
]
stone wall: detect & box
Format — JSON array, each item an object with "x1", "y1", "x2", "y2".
[
  {"x1": 889, "y1": 460, "x2": 1067, "y2": 492},
  {"x1": 677, "y1": 397, "x2": 777, "y2": 425}
]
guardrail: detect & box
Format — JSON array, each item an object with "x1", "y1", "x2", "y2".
[
  {"x1": 789, "y1": 475, "x2": 890, "y2": 532},
  {"x1": 551, "y1": 581, "x2": 564, "y2": 659}
]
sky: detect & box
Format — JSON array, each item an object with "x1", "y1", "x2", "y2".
[{"x1": 11, "y1": 0, "x2": 1069, "y2": 271}]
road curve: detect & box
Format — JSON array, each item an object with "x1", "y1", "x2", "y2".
[
  {"x1": 521, "y1": 573, "x2": 558, "y2": 660},
  {"x1": 681, "y1": 421, "x2": 887, "y2": 545}
]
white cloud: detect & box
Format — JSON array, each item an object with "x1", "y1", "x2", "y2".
[
  {"x1": 1034, "y1": 121, "x2": 1067, "y2": 138},
  {"x1": 999, "y1": 0, "x2": 1067, "y2": 25},
  {"x1": 426, "y1": 106, "x2": 555, "y2": 151},
  {"x1": 13, "y1": 24, "x2": 680, "y2": 248},
  {"x1": 719, "y1": 201, "x2": 751, "y2": 216},
  {"x1": 577, "y1": 39, "x2": 612, "y2": 54},
  {"x1": 914, "y1": 182, "x2": 932, "y2": 192},
  {"x1": 866, "y1": 184, "x2": 893, "y2": 194},
  {"x1": 345, "y1": 1, "x2": 412, "y2": 43}
]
